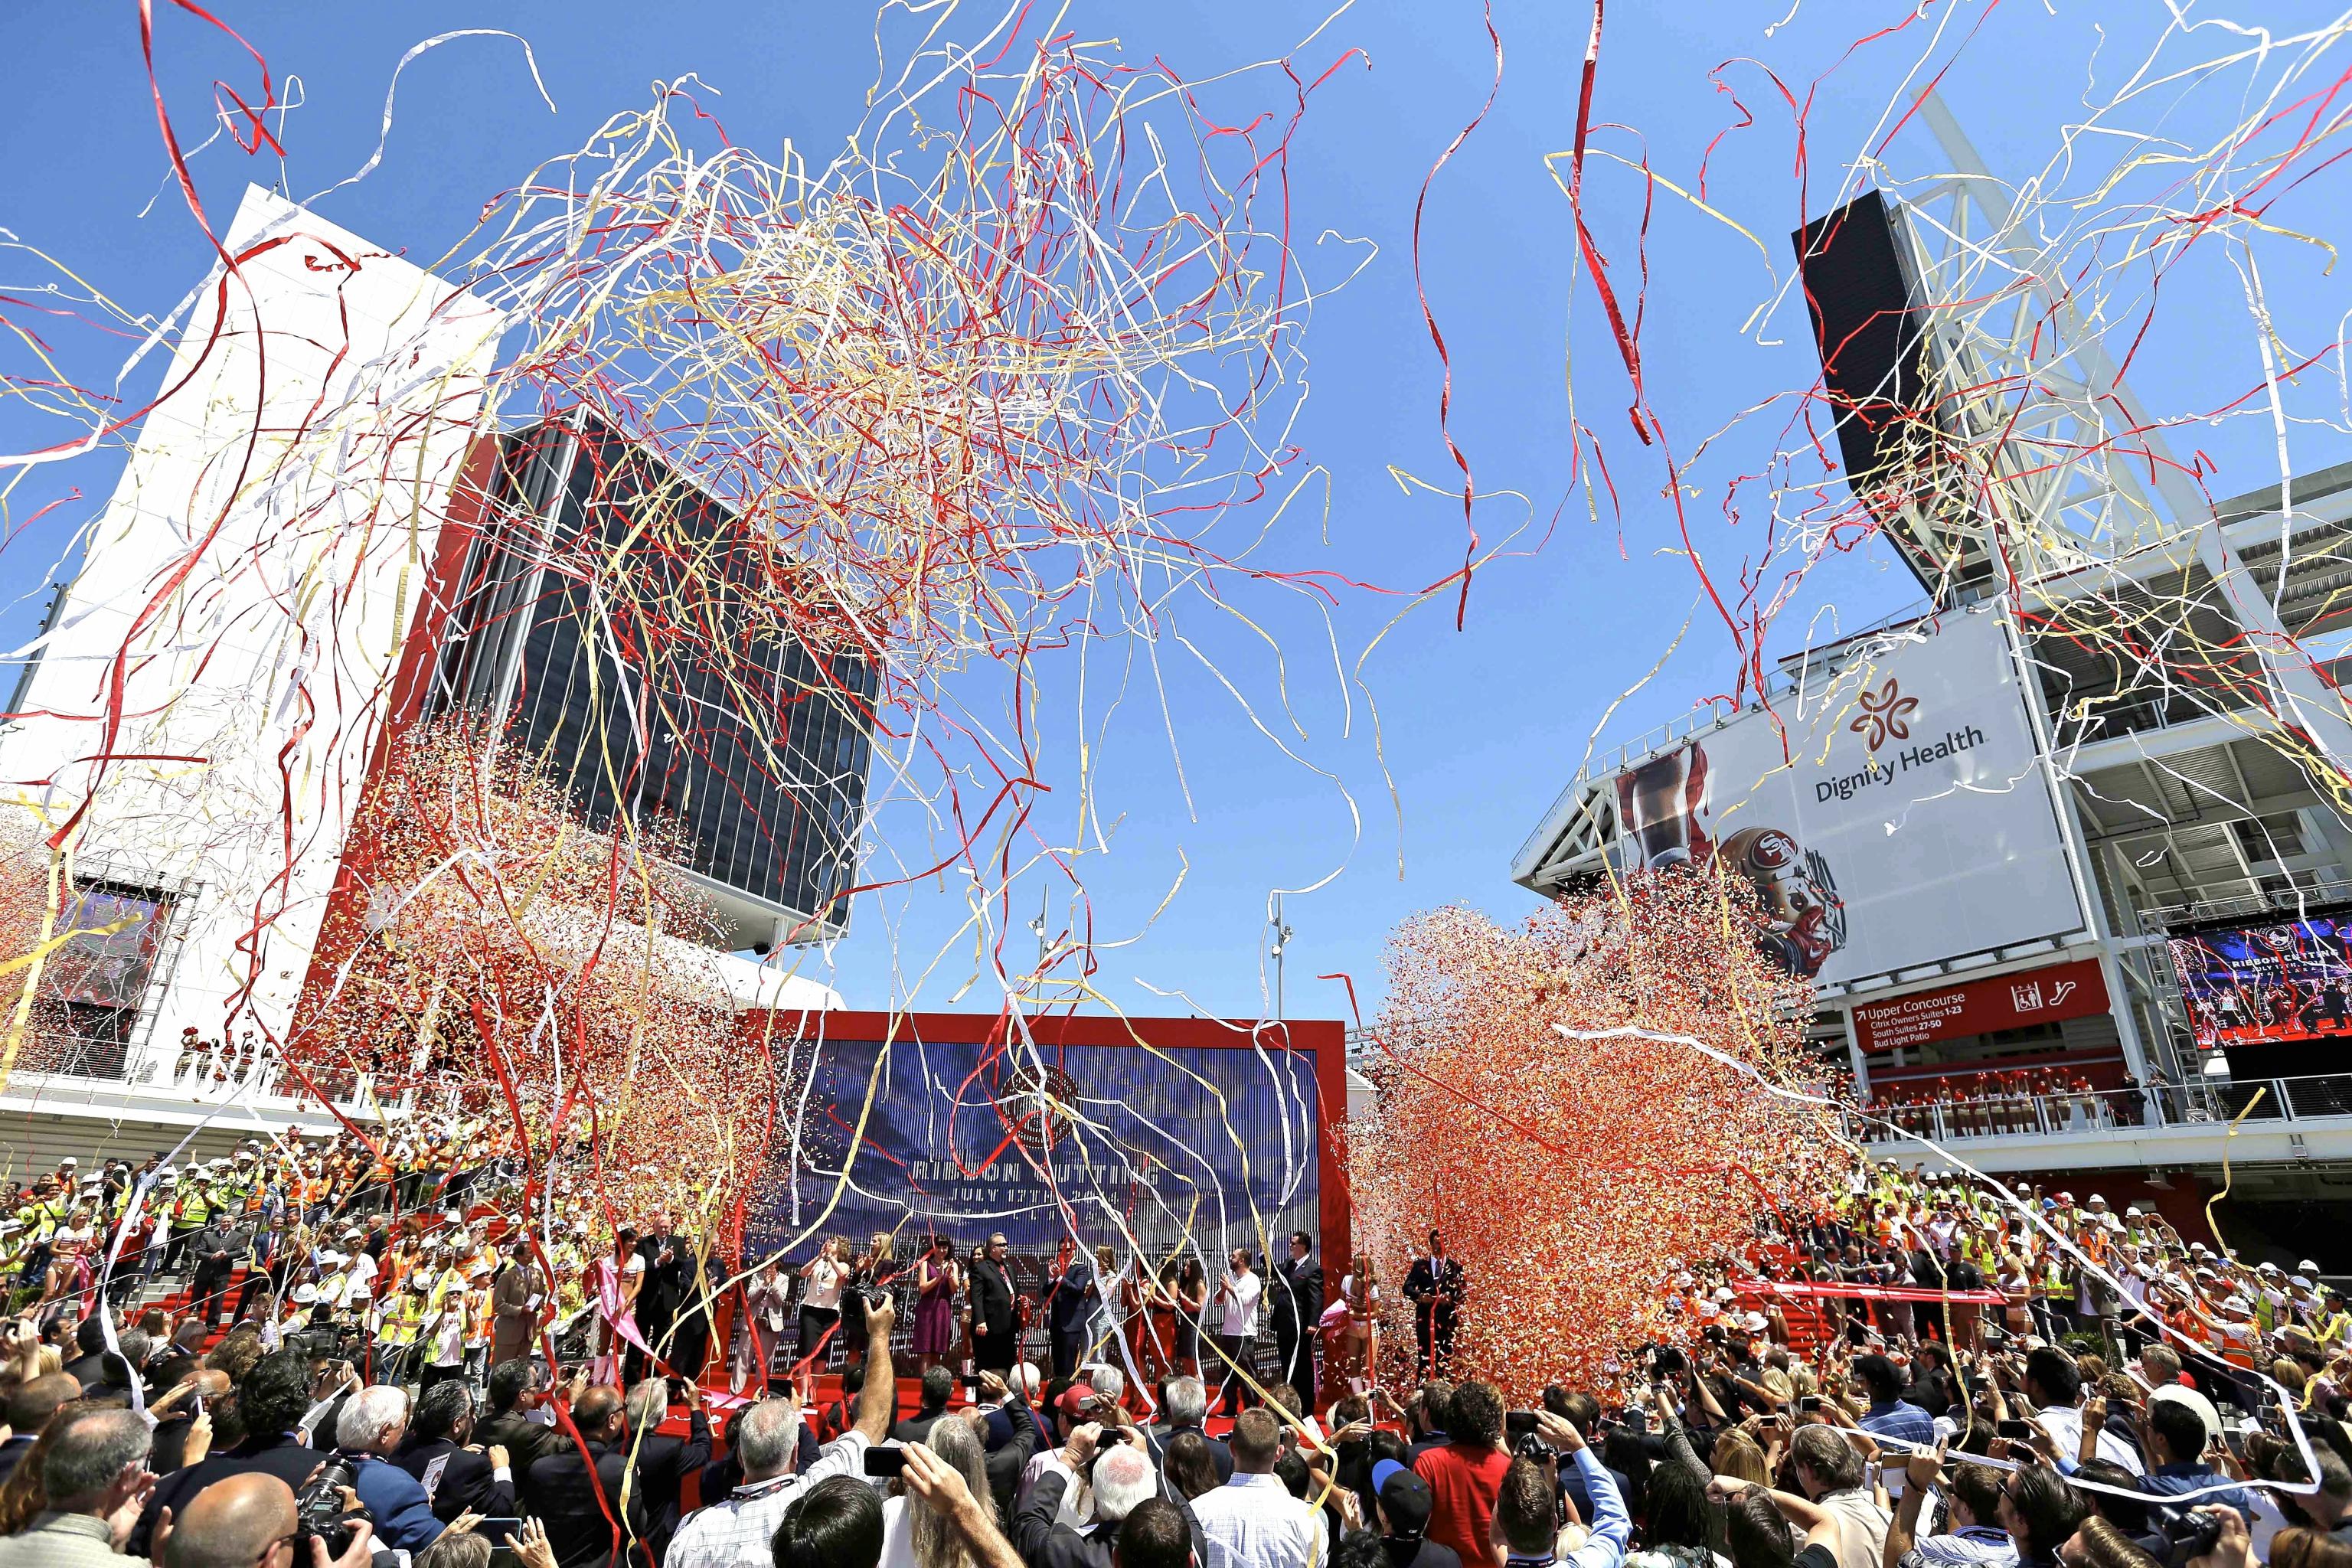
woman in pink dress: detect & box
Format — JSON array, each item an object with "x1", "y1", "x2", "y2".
[
  {"x1": 587, "y1": 1224, "x2": 645, "y2": 1387},
  {"x1": 910, "y1": 1236, "x2": 959, "y2": 1370}
]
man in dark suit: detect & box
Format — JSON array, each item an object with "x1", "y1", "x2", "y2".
[
  {"x1": 492, "y1": 1238, "x2": 544, "y2": 1367},
  {"x1": 476, "y1": 1358, "x2": 562, "y2": 1481},
  {"x1": 188, "y1": 1213, "x2": 250, "y2": 1328},
  {"x1": 968, "y1": 1231, "x2": 1018, "y2": 1374},
  {"x1": 1042, "y1": 1240, "x2": 1090, "y2": 1379},
  {"x1": 524, "y1": 1379, "x2": 709, "y2": 1568},
  {"x1": 893, "y1": 1366, "x2": 956, "y2": 1445},
  {"x1": 666, "y1": 1246, "x2": 714, "y2": 1387},
  {"x1": 132, "y1": 1351, "x2": 320, "y2": 1556},
  {"x1": 524, "y1": 1384, "x2": 634, "y2": 1568},
  {"x1": 1142, "y1": 1374, "x2": 1232, "y2": 1484},
  {"x1": 630, "y1": 1215, "x2": 688, "y2": 1387},
  {"x1": 57, "y1": 1317, "x2": 110, "y2": 1392},
  {"x1": 618, "y1": 1377, "x2": 710, "y2": 1563},
  {"x1": 234, "y1": 1216, "x2": 291, "y2": 1322},
  {"x1": 1402, "y1": 1231, "x2": 1462, "y2": 1379},
  {"x1": 1270, "y1": 1231, "x2": 1323, "y2": 1413},
  {"x1": 394, "y1": 1380, "x2": 516, "y2": 1527}
]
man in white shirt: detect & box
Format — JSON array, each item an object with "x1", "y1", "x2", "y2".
[
  {"x1": 1212, "y1": 1250, "x2": 1263, "y2": 1419},
  {"x1": 1192, "y1": 1409, "x2": 1320, "y2": 1568},
  {"x1": 667, "y1": 1297, "x2": 898, "y2": 1568},
  {"x1": 2022, "y1": 1345, "x2": 2143, "y2": 1476}
]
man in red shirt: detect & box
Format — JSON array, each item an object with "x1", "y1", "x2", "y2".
[{"x1": 1413, "y1": 1379, "x2": 1511, "y2": 1564}]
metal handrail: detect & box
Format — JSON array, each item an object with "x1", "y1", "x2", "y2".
[
  {"x1": 5, "y1": 1031, "x2": 415, "y2": 1125},
  {"x1": 1864, "y1": 1072, "x2": 2352, "y2": 1142}
]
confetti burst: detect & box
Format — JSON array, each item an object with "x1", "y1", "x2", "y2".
[{"x1": 1349, "y1": 869, "x2": 1851, "y2": 1401}]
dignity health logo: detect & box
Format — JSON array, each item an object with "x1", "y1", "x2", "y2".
[
  {"x1": 1818, "y1": 673, "x2": 1988, "y2": 802},
  {"x1": 1848, "y1": 677, "x2": 1919, "y2": 749}
]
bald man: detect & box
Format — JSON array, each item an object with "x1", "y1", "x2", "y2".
[
  {"x1": 162, "y1": 1472, "x2": 375, "y2": 1568},
  {"x1": 524, "y1": 1385, "x2": 635, "y2": 1568}
]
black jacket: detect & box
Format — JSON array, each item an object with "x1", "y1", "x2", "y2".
[
  {"x1": 394, "y1": 1436, "x2": 516, "y2": 1523},
  {"x1": 635, "y1": 1236, "x2": 691, "y2": 1328},
  {"x1": 1403, "y1": 1256, "x2": 1462, "y2": 1316},
  {"x1": 969, "y1": 1257, "x2": 1018, "y2": 1337},
  {"x1": 1013, "y1": 1468, "x2": 1125, "y2": 1568},
  {"x1": 1383, "y1": 1537, "x2": 1464, "y2": 1568},
  {"x1": 191, "y1": 1222, "x2": 248, "y2": 1276},
  {"x1": 136, "y1": 1432, "x2": 322, "y2": 1556},
  {"x1": 58, "y1": 1352, "x2": 108, "y2": 1393},
  {"x1": 1271, "y1": 1259, "x2": 1324, "y2": 1339},
  {"x1": 476, "y1": 1410, "x2": 564, "y2": 1479},
  {"x1": 622, "y1": 1410, "x2": 711, "y2": 1563},
  {"x1": 525, "y1": 1439, "x2": 633, "y2": 1568},
  {"x1": 893, "y1": 1410, "x2": 952, "y2": 1445},
  {"x1": 1144, "y1": 1423, "x2": 1233, "y2": 1483},
  {"x1": 983, "y1": 1397, "x2": 1038, "y2": 1521}
]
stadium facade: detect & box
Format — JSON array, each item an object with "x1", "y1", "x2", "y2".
[
  {"x1": 1513, "y1": 187, "x2": 2352, "y2": 1252},
  {"x1": 0, "y1": 188, "x2": 856, "y2": 1167}
]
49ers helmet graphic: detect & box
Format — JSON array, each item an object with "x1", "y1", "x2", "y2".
[{"x1": 1716, "y1": 825, "x2": 1848, "y2": 978}]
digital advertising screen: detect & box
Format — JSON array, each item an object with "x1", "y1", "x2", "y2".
[
  {"x1": 2165, "y1": 907, "x2": 2352, "y2": 1050},
  {"x1": 740, "y1": 1011, "x2": 1341, "y2": 1281}
]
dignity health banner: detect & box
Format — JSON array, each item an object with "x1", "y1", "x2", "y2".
[
  {"x1": 1609, "y1": 608, "x2": 2083, "y2": 988},
  {"x1": 743, "y1": 1018, "x2": 1321, "y2": 1270}
]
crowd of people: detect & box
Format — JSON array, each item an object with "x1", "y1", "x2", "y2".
[
  {"x1": 1865, "y1": 1069, "x2": 2192, "y2": 1141},
  {"x1": 0, "y1": 1116, "x2": 2340, "y2": 1568}
]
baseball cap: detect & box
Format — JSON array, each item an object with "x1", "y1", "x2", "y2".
[
  {"x1": 1375, "y1": 1463, "x2": 1433, "y2": 1537},
  {"x1": 1056, "y1": 1383, "x2": 1101, "y2": 1417}
]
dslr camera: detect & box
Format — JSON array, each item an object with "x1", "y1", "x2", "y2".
[
  {"x1": 2158, "y1": 1509, "x2": 2223, "y2": 1568},
  {"x1": 296, "y1": 1455, "x2": 365, "y2": 1560}
]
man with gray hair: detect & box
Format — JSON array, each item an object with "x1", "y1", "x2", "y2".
[
  {"x1": 1011, "y1": 1423, "x2": 1159, "y2": 1568},
  {"x1": 332, "y1": 1384, "x2": 444, "y2": 1557},
  {"x1": 666, "y1": 1294, "x2": 900, "y2": 1568},
  {"x1": 0, "y1": 1407, "x2": 154, "y2": 1568},
  {"x1": 1145, "y1": 1376, "x2": 1231, "y2": 1484}
]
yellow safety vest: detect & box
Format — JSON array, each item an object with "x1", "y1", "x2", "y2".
[{"x1": 377, "y1": 1293, "x2": 425, "y2": 1348}]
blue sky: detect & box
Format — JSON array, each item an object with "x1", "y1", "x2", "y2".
[{"x1": 5, "y1": 2, "x2": 2344, "y2": 1026}]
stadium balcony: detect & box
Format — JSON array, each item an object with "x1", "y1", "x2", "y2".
[
  {"x1": 0, "y1": 1028, "x2": 406, "y2": 1171},
  {"x1": 1860, "y1": 1073, "x2": 2352, "y2": 1172}
]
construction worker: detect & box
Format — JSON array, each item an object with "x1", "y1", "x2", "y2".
[
  {"x1": 372, "y1": 1266, "x2": 429, "y2": 1387},
  {"x1": 163, "y1": 1171, "x2": 214, "y2": 1275}
]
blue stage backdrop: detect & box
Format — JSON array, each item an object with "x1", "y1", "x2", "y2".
[{"x1": 740, "y1": 1011, "x2": 1339, "y2": 1289}]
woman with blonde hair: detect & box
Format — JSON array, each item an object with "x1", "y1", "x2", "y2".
[
  {"x1": 1710, "y1": 1426, "x2": 1772, "y2": 1487},
  {"x1": 880, "y1": 1416, "x2": 996, "y2": 1568},
  {"x1": 1326, "y1": 1253, "x2": 1379, "y2": 1396}
]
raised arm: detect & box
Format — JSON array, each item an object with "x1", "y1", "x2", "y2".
[{"x1": 855, "y1": 1295, "x2": 898, "y2": 1444}]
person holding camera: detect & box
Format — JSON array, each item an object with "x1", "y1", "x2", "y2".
[
  {"x1": 664, "y1": 1293, "x2": 897, "y2": 1568},
  {"x1": 157, "y1": 1470, "x2": 377, "y2": 1568},
  {"x1": 330, "y1": 1386, "x2": 446, "y2": 1559},
  {"x1": 1011, "y1": 1416, "x2": 1162, "y2": 1568}
]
